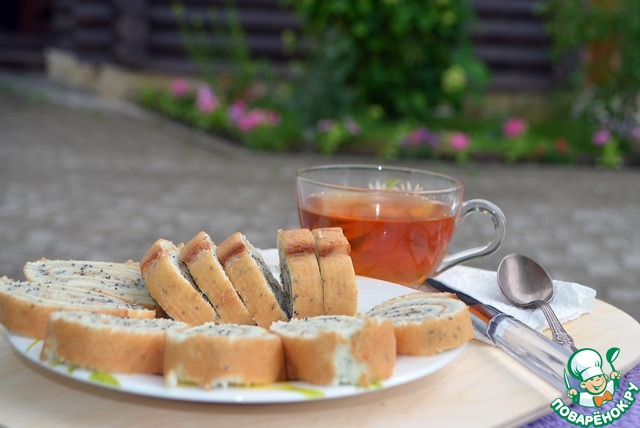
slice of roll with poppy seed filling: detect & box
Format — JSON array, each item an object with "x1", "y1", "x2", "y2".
[
  {"x1": 140, "y1": 239, "x2": 221, "y2": 325},
  {"x1": 367, "y1": 292, "x2": 473, "y2": 356},
  {"x1": 163, "y1": 323, "x2": 285, "y2": 389},
  {"x1": 23, "y1": 258, "x2": 162, "y2": 313},
  {"x1": 0, "y1": 276, "x2": 156, "y2": 339},
  {"x1": 217, "y1": 232, "x2": 289, "y2": 327},
  {"x1": 277, "y1": 228, "x2": 324, "y2": 319},
  {"x1": 181, "y1": 231, "x2": 255, "y2": 325},
  {"x1": 311, "y1": 227, "x2": 358, "y2": 316},
  {"x1": 40, "y1": 311, "x2": 188, "y2": 374},
  {"x1": 270, "y1": 315, "x2": 396, "y2": 386}
]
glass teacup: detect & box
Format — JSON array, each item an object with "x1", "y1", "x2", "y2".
[{"x1": 296, "y1": 164, "x2": 506, "y2": 287}]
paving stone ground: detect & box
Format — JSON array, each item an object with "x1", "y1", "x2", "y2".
[{"x1": 1, "y1": 70, "x2": 639, "y2": 322}]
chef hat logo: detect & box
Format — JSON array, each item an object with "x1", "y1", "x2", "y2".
[{"x1": 568, "y1": 348, "x2": 605, "y2": 382}]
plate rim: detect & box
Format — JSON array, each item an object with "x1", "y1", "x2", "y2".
[{"x1": 5, "y1": 270, "x2": 467, "y2": 404}]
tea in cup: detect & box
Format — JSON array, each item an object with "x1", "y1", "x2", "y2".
[{"x1": 296, "y1": 164, "x2": 506, "y2": 287}]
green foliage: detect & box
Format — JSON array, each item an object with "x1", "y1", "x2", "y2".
[
  {"x1": 392, "y1": 112, "x2": 633, "y2": 168},
  {"x1": 284, "y1": 0, "x2": 489, "y2": 121},
  {"x1": 136, "y1": 0, "x2": 637, "y2": 167},
  {"x1": 541, "y1": 0, "x2": 640, "y2": 129},
  {"x1": 141, "y1": 80, "x2": 635, "y2": 167},
  {"x1": 239, "y1": 111, "x2": 303, "y2": 152},
  {"x1": 140, "y1": 88, "x2": 194, "y2": 122},
  {"x1": 596, "y1": 137, "x2": 624, "y2": 168},
  {"x1": 285, "y1": 32, "x2": 358, "y2": 127},
  {"x1": 139, "y1": 85, "x2": 302, "y2": 152},
  {"x1": 314, "y1": 118, "x2": 360, "y2": 155},
  {"x1": 172, "y1": 0, "x2": 273, "y2": 102}
]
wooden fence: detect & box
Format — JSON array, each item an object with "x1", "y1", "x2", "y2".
[{"x1": 51, "y1": 0, "x2": 554, "y2": 91}]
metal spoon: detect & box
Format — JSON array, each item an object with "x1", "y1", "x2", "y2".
[{"x1": 497, "y1": 253, "x2": 578, "y2": 352}]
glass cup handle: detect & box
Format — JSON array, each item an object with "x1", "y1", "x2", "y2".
[{"x1": 433, "y1": 199, "x2": 507, "y2": 276}]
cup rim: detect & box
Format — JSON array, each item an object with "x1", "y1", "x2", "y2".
[{"x1": 295, "y1": 164, "x2": 463, "y2": 195}]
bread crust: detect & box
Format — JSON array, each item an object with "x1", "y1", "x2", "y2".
[
  {"x1": 352, "y1": 316, "x2": 396, "y2": 385},
  {"x1": 0, "y1": 277, "x2": 156, "y2": 339},
  {"x1": 164, "y1": 324, "x2": 284, "y2": 389},
  {"x1": 277, "y1": 229, "x2": 324, "y2": 318},
  {"x1": 217, "y1": 232, "x2": 288, "y2": 327},
  {"x1": 312, "y1": 228, "x2": 358, "y2": 316},
  {"x1": 181, "y1": 231, "x2": 255, "y2": 325},
  {"x1": 367, "y1": 292, "x2": 474, "y2": 355},
  {"x1": 140, "y1": 239, "x2": 219, "y2": 325},
  {"x1": 40, "y1": 312, "x2": 186, "y2": 374},
  {"x1": 276, "y1": 327, "x2": 339, "y2": 385},
  {"x1": 270, "y1": 315, "x2": 395, "y2": 386}
]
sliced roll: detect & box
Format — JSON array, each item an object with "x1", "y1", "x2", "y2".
[
  {"x1": 277, "y1": 228, "x2": 324, "y2": 319},
  {"x1": 23, "y1": 258, "x2": 161, "y2": 313},
  {"x1": 40, "y1": 311, "x2": 187, "y2": 374},
  {"x1": 164, "y1": 323, "x2": 284, "y2": 389},
  {"x1": 0, "y1": 276, "x2": 156, "y2": 339},
  {"x1": 181, "y1": 231, "x2": 255, "y2": 325},
  {"x1": 270, "y1": 315, "x2": 396, "y2": 386},
  {"x1": 140, "y1": 239, "x2": 220, "y2": 325},
  {"x1": 311, "y1": 227, "x2": 358, "y2": 316},
  {"x1": 217, "y1": 232, "x2": 289, "y2": 327},
  {"x1": 367, "y1": 292, "x2": 474, "y2": 356}
]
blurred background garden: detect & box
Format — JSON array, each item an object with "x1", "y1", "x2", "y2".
[{"x1": 2, "y1": 0, "x2": 639, "y2": 168}]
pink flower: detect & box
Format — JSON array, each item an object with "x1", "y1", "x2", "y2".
[
  {"x1": 196, "y1": 85, "x2": 218, "y2": 113},
  {"x1": 408, "y1": 128, "x2": 428, "y2": 146},
  {"x1": 403, "y1": 131, "x2": 422, "y2": 147},
  {"x1": 236, "y1": 109, "x2": 270, "y2": 132},
  {"x1": 228, "y1": 100, "x2": 247, "y2": 123},
  {"x1": 404, "y1": 127, "x2": 440, "y2": 148},
  {"x1": 450, "y1": 132, "x2": 470, "y2": 151},
  {"x1": 503, "y1": 117, "x2": 528, "y2": 139},
  {"x1": 316, "y1": 119, "x2": 335, "y2": 132},
  {"x1": 170, "y1": 78, "x2": 189, "y2": 97},
  {"x1": 266, "y1": 110, "x2": 281, "y2": 126},
  {"x1": 228, "y1": 102, "x2": 280, "y2": 132},
  {"x1": 592, "y1": 129, "x2": 611, "y2": 146},
  {"x1": 344, "y1": 118, "x2": 361, "y2": 136}
]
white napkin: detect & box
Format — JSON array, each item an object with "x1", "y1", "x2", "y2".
[{"x1": 427, "y1": 265, "x2": 597, "y2": 339}]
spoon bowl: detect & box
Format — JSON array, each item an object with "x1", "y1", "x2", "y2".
[
  {"x1": 498, "y1": 254, "x2": 555, "y2": 307},
  {"x1": 497, "y1": 253, "x2": 577, "y2": 352}
]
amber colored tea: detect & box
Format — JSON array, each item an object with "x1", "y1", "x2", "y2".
[{"x1": 299, "y1": 193, "x2": 456, "y2": 286}]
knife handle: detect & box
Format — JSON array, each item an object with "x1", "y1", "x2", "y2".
[{"x1": 488, "y1": 314, "x2": 573, "y2": 392}]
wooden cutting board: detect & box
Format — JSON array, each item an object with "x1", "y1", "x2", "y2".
[{"x1": 1, "y1": 299, "x2": 639, "y2": 428}]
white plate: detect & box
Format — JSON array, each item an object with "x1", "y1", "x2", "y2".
[{"x1": 7, "y1": 251, "x2": 466, "y2": 404}]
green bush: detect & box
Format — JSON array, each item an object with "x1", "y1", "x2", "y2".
[
  {"x1": 284, "y1": 0, "x2": 489, "y2": 122},
  {"x1": 173, "y1": 1, "x2": 276, "y2": 104},
  {"x1": 135, "y1": 0, "x2": 638, "y2": 167},
  {"x1": 541, "y1": 0, "x2": 640, "y2": 136}
]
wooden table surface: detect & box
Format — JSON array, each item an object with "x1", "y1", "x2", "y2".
[{"x1": 2, "y1": 299, "x2": 640, "y2": 428}]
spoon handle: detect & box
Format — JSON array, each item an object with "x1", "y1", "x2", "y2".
[{"x1": 535, "y1": 300, "x2": 578, "y2": 352}]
